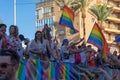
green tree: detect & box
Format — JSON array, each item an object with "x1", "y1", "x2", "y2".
[
  {"x1": 54, "y1": 0, "x2": 93, "y2": 40},
  {"x1": 54, "y1": 0, "x2": 75, "y2": 10},
  {"x1": 89, "y1": 4, "x2": 113, "y2": 28}
]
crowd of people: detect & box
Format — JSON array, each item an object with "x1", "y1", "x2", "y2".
[{"x1": 0, "y1": 23, "x2": 120, "y2": 80}]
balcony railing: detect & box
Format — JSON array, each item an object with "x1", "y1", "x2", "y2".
[
  {"x1": 113, "y1": 7, "x2": 120, "y2": 13},
  {"x1": 112, "y1": 0, "x2": 120, "y2": 2},
  {"x1": 104, "y1": 4, "x2": 120, "y2": 13},
  {"x1": 107, "y1": 17, "x2": 120, "y2": 24},
  {"x1": 36, "y1": 0, "x2": 53, "y2": 7},
  {"x1": 107, "y1": 40, "x2": 116, "y2": 45},
  {"x1": 43, "y1": 12, "x2": 54, "y2": 17},
  {"x1": 104, "y1": 28, "x2": 120, "y2": 34}
]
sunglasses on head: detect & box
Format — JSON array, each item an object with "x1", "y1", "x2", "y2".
[{"x1": 0, "y1": 63, "x2": 14, "y2": 69}]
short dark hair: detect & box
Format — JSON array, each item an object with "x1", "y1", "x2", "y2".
[
  {"x1": 0, "y1": 24, "x2": 7, "y2": 28},
  {"x1": 0, "y1": 49, "x2": 20, "y2": 64},
  {"x1": 19, "y1": 34, "x2": 25, "y2": 41}
]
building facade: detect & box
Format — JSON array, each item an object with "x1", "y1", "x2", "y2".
[
  {"x1": 96, "y1": 0, "x2": 120, "y2": 53},
  {"x1": 36, "y1": 0, "x2": 120, "y2": 53}
]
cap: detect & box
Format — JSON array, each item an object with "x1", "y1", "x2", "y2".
[
  {"x1": 63, "y1": 39, "x2": 69, "y2": 43},
  {"x1": 19, "y1": 34, "x2": 25, "y2": 41}
]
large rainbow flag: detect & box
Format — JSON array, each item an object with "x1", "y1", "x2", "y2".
[
  {"x1": 59, "y1": 5, "x2": 78, "y2": 34},
  {"x1": 87, "y1": 22, "x2": 109, "y2": 58}
]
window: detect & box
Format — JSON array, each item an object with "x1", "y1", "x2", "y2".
[
  {"x1": 43, "y1": 7, "x2": 54, "y2": 17},
  {"x1": 38, "y1": 9, "x2": 43, "y2": 19},
  {"x1": 51, "y1": 7, "x2": 54, "y2": 12},
  {"x1": 36, "y1": 11, "x2": 39, "y2": 19}
]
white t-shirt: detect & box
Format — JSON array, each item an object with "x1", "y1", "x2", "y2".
[
  {"x1": 60, "y1": 45, "x2": 70, "y2": 62},
  {"x1": 80, "y1": 51, "x2": 87, "y2": 63},
  {"x1": 69, "y1": 54, "x2": 75, "y2": 63},
  {"x1": 29, "y1": 39, "x2": 47, "y2": 59}
]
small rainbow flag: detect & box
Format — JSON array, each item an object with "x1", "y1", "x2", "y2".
[
  {"x1": 87, "y1": 22, "x2": 109, "y2": 58},
  {"x1": 42, "y1": 24, "x2": 51, "y2": 39},
  {"x1": 59, "y1": 5, "x2": 78, "y2": 34}
]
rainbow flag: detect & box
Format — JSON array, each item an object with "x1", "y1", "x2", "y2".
[
  {"x1": 114, "y1": 35, "x2": 120, "y2": 43},
  {"x1": 42, "y1": 24, "x2": 51, "y2": 39},
  {"x1": 87, "y1": 22, "x2": 109, "y2": 58},
  {"x1": 17, "y1": 60, "x2": 81, "y2": 80},
  {"x1": 17, "y1": 63, "x2": 26, "y2": 80},
  {"x1": 59, "y1": 5, "x2": 78, "y2": 34}
]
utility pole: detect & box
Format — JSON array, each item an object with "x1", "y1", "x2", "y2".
[{"x1": 14, "y1": 0, "x2": 16, "y2": 25}]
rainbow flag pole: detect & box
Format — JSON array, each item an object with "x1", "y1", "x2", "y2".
[{"x1": 87, "y1": 22, "x2": 109, "y2": 59}]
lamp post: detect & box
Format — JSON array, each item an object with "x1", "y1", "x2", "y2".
[{"x1": 14, "y1": 0, "x2": 16, "y2": 25}]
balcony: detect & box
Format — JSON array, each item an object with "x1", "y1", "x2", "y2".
[
  {"x1": 105, "y1": 4, "x2": 120, "y2": 13},
  {"x1": 113, "y1": 7, "x2": 120, "y2": 13},
  {"x1": 107, "y1": 17, "x2": 120, "y2": 24},
  {"x1": 112, "y1": 0, "x2": 120, "y2": 2},
  {"x1": 107, "y1": 40, "x2": 116, "y2": 45},
  {"x1": 43, "y1": 12, "x2": 54, "y2": 18},
  {"x1": 36, "y1": 0, "x2": 53, "y2": 8},
  {"x1": 104, "y1": 28, "x2": 120, "y2": 34}
]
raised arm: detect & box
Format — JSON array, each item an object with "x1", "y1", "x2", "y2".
[{"x1": 46, "y1": 39, "x2": 58, "y2": 60}]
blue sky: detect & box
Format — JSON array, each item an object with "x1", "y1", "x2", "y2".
[{"x1": 0, "y1": 0, "x2": 36, "y2": 40}]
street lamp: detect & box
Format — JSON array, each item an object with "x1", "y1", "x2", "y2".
[{"x1": 14, "y1": 0, "x2": 16, "y2": 25}]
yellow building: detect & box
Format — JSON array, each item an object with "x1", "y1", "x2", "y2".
[
  {"x1": 96, "y1": 0, "x2": 120, "y2": 53},
  {"x1": 36, "y1": 0, "x2": 120, "y2": 53}
]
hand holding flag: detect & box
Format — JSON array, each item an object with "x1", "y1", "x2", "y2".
[{"x1": 87, "y1": 22, "x2": 109, "y2": 59}]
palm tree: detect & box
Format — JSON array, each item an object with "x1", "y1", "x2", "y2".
[
  {"x1": 54, "y1": 0, "x2": 75, "y2": 10},
  {"x1": 54, "y1": 0, "x2": 93, "y2": 41},
  {"x1": 89, "y1": 4, "x2": 113, "y2": 28},
  {"x1": 71, "y1": 0, "x2": 93, "y2": 40},
  {"x1": 54, "y1": 0, "x2": 76, "y2": 38}
]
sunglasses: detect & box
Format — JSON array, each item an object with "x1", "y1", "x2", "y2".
[{"x1": 0, "y1": 63, "x2": 14, "y2": 69}]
